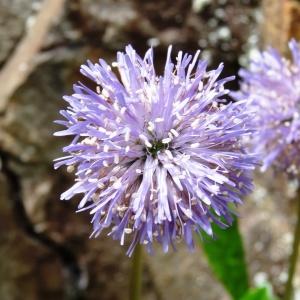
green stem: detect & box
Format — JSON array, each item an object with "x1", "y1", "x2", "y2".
[
  {"x1": 284, "y1": 191, "x2": 300, "y2": 300},
  {"x1": 129, "y1": 244, "x2": 143, "y2": 300}
]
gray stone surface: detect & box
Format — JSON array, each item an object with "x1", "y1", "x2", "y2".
[{"x1": 0, "y1": 0, "x2": 36, "y2": 65}]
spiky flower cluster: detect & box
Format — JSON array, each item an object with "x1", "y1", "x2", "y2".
[
  {"x1": 55, "y1": 45, "x2": 257, "y2": 255},
  {"x1": 237, "y1": 40, "x2": 300, "y2": 175}
]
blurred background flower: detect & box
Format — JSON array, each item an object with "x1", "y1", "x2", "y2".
[{"x1": 236, "y1": 40, "x2": 300, "y2": 176}]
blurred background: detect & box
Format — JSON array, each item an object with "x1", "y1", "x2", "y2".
[{"x1": 1, "y1": 0, "x2": 300, "y2": 299}]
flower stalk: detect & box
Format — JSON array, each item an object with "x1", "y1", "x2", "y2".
[
  {"x1": 129, "y1": 244, "x2": 143, "y2": 300},
  {"x1": 284, "y1": 190, "x2": 300, "y2": 300}
]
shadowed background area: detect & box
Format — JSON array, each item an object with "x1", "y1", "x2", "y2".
[{"x1": 0, "y1": 0, "x2": 300, "y2": 299}]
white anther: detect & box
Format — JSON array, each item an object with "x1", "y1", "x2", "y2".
[
  {"x1": 67, "y1": 165, "x2": 75, "y2": 173},
  {"x1": 103, "y1": 145, "x2": 109, "y2": 152},
  {"x1": 212, "y1": 101, "x2": 218, "y2": 108},
  {"x1": 139, "y1": 134, "x2": 152, "y2": 148},
  {"x1": 124, "y1": 228, "x2": 133, "y2": 234},
  {"x1": 113, "y1": 102, "x2": 120, "y2": 111},
  {"x1": 117, "y1": 206, "x2": 128, "y2": 212},
  {"x1": 98, "y1": 182, "x2": 104, "y2": 189},
  {"x1": 150, "y1": 192, "x2": 154, "y2": 201},
  {"x1": 98, "y1": 127, "x2": 107, "y2": 134},
  {"x1": 154, "y1": 117, "x2": 164, "y2": 123},
  {"x1": 103, "y1": 160, "x2": 109, "y2": 167},
  {"x1": 141, "y1": 213, "x2": 147, "y2": 222},
  {"x1": 109, "y1": 131, "x2": 117, "y2": 139},
  {"x1": 147, "y1": 121, "x2": 155, "y2": 132},
  {"x1": 102, "y1": 89, "x2": 109, "y2": 98},
  {"x1": 88, "y1": 178, "x2": 98, "y2": 183},
  {"x1": 170, "y1": 129, "x2": 179, "y2": 137},
  {"x1": 190, "y1": 143, "x2": 200, "y2": 148},
  {"x1": 162, "y1": 138, "x2": 171, "y2": 144},
  {"x1": 233, "y1": 118, "x2": 242, "y2": 124},
  {"x1": 82, "y1": 138, "x2": 94, "y2": 145},
  {"x1": 125, "y1": 146, "x2": 130, "y2": 153},
  {"x1": 136, "y1": 169, "x2": 142, "y2": 174},
  {"x1": 165, "y1": 150, "x2": 173, "y2": 160},
  {"x1": 184, "y1": 208, "x2": 193, "y2": 218},
  {"x1": 124, "y1": 129, "x2": 130, "y2": 142},
  {"x1": 114, "y1": 154, "x2": 120, "y2": 164},
  {"x1": 198, "y1": 81, "x2": 203, "y2": 91},
  {"x1": 113, "y1": 179, "x2": 122, "y2": 189},
  {"x1": 110, "y1": 176, "x2": 118, "y2": 182},
  {"x1": 191, "y1": 119, "x2": 200, "y2": 129}
]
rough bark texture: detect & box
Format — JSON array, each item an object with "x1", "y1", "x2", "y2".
[{"x1": 1, "y1": 0, "x2": 299, "y2": 299}]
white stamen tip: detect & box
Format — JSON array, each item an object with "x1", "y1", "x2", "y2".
[
  {"x1": 124, "y1": 130, "x2": 130, "y2": 142},
  {"x1": 124, "y1": 228, "x2": 133, "y2": 234},
  {"x1": 139, "y1": 134, "x2": 152, "y2": 148},
  {"x1": 165, "y1": 149, "x2": 173, "y2": 160},
  {"x1": 170, "y1": 129, "x2": 179, "y2": 137},
  {"x1": 98, "y1": 182, "x2": 105, "y2": 189},
  {"x1": 113, "y1": 180, "x2": 122, "y2": 189},
  {"x1": 114, "y1": 154, "x2": 119, "y2": 164},
  {"x1": 102, "y1": 89, "x2": 109, "y2": 98},
  {"x1": 147, "y1": 121, "x2": 155, "y2": 132},
  {"x1": 103, "y1": 145, "x2": 109, "y2": 152},
  {"x1": 120, "y1": 107, "x2": 127, "y2": 114},
  {"x1": 67, "y1": 165, "x2": 75, "y2": 173},
  {"x1": 162, "y1": 138, "x2": 171, "y2": 144},
  {"x1": 190, "y1": 143, "x2": 200, "y2": 148},
  {"x1": 154, "y1": 117, "x2": 164, "y2": 123}
]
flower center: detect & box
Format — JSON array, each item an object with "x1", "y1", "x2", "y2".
[{"x1": 147, "y1": 140, "x2": 168, "y2": 157}]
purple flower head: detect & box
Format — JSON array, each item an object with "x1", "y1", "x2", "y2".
[
  {"x1": 236, "y1": 40, "x2": 300, "y2": 175},
  {"x1": 55, "y1": 45, "x2": 257, "y2": 256}
]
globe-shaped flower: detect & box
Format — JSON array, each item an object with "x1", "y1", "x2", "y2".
[
  {"x1": 236, "y1": 40, "x2": 300, "y2": 175},
  {"x1": 55, "y1": 45, "x2": 257, "y2": 255}
]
